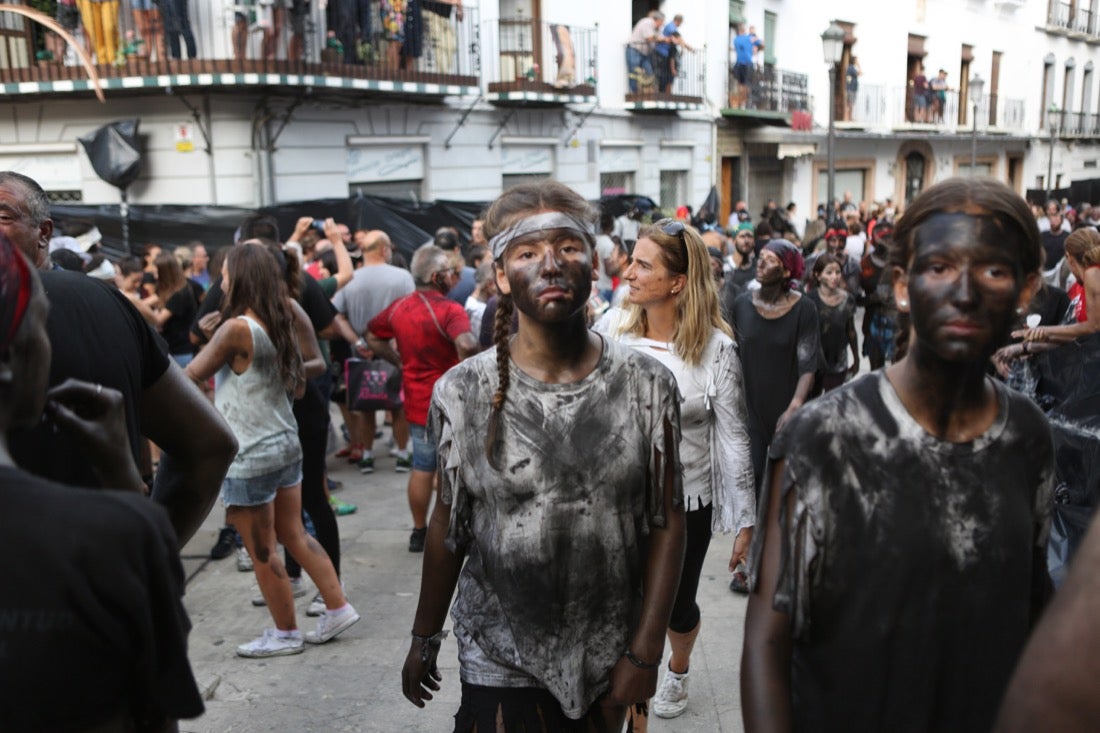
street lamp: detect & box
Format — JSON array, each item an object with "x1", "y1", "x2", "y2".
[
  {"x1": 968, "y1": 74, "x2": 984, "y2": 176},
  {"x1": 1048, "y1": 103, "x2": 1060, "y2": 196},
  {"x1": 821, "y1": 22, "x2": 845, "y2": 221}
]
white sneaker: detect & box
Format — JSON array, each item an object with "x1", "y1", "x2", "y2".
[
  {"x1": 251, "y1": 577, "x2": 308, "y2": 607},
  {"x1": 652, "y1": 667, "x2": 689, "y2": 718},
  {"x1": 303, "y1": 604, "x2": 360, "y2": 644},
  {"x1": 306, "y1": 593, "x2": 326, "y2": 617},
  {"x1": 236, "y1": 628, "x2": 304, "y2": 658},
  {"x1": 236, "y1": 546, "x2": 253, "y2": 572}
]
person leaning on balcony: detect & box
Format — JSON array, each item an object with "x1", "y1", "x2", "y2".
[
  {"x1": 655, "y1": 14, "x2": 694, "y2": 94},
  {"x1": 422, "y1": 1, "x2": 462, "y2": 74},
  {"x1": 731, "y1": 22, "x2": 763, "y2": 109},
  {"x1": 627, "y1": 10, "x2": 663, "y2": 94},
  {"x1": 75, "y1": 0, "x2": 120, "y2": 64}
]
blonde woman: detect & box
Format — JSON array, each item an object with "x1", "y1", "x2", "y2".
[{"x1": 596, "y1": 218, "x2": 755, "y2": 724}]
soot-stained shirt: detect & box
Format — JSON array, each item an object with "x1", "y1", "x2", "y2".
[
  {"x1": 749, "y1": 371, "x2": 1054, "y2": 733},
  {"x1": 730, "y1": 292, "x2": 821, "y2": 440},
  {"x1": 808, "y1": 289, "x2": 855, "y2": 374},
  {"x1": 0, "y1": 466, "x2": 203, "y2": 730},
  {"x1": 429, "y1": 338, "x2": 683, "y2": 719}
]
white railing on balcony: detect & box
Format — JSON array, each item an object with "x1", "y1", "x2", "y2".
[{"x1": 839, "y1": 86, "x2": 1026, "y2": 133}]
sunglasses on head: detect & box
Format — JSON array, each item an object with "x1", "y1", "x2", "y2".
[{"x1": 657, "y1": 219, "x2": 689, "y2": 268}]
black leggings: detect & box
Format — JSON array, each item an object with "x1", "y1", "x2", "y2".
[
  {"x1": 285, "y1": 378, "x2": 340, "y2": 578},
  {"x1": 668, "y1": 504, "x2": 713, "y2": 634}
]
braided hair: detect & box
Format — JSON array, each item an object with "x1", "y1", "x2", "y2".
[{"x1": 481, "y1": 181, "x2": 597, "y2": 469}]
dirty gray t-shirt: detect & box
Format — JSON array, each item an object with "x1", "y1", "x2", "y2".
[
  {"x1": 429, "y1": 338, "x2": 683, "y2": 719},
  {"x1": 749, "y1": 371, "x2": 1054, "y2": 732}
]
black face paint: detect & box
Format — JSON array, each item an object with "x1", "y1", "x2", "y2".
[
  {"x1": 504, "y1": 233, "x2": 593, "y2": 323},
  {"x1": 907, "y1": 212, "x2": 1022, "y2": 364}
]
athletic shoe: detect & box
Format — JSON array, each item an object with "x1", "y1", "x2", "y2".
[
  {"x1": 357, "y1": 456, "x2": 374, "y2": 474},
  {"x1": 210, "y1": 526, "x2": 236, "y2": 559},
  {"x1": 346, "y1": 445, "x2": 363, "y2": 464},
  {"x1": 327, "y1": 477, "x2": 344, "y2": 492},
  {"x1": 334, "y1": 446, "x2": 351, "y2": 459},
  {"x1": 236, "y1": 546, "x2": 253, "y2": 572},
  {"x1": 652, "y1": 667, "x2": 690, "y2": 718},
  {"x1": 394, "y1": 455, "x2": 412, "y2": 473},
  {"x1": 329, "y1": 497, "x2": 358, "y2": 516},
  {"x1": 409, "y1": 527, "x2": 427, "y2": 553},
  {"x1": 303, "y1": 604, "x2": 360, "y2": 644},
  {"x1": 306, "y1": 593, "x2": 326, "y2": 617},
  {"x1": 236, "y1": 628, "x2": 304, "y2": 658},
  {"x1": 251, "y1": 577, "x2": 308, "y2": 607}
]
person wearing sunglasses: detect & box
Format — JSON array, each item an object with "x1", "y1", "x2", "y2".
[{"x1": 597, "y1": 218, "x2": 754, "y2": 725}]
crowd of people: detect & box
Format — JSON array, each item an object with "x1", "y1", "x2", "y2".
[
  {"x1": 38, "y1": 0, "x2": 468, "y2": 70},
  {"x1": 6, "y1": 164, "x2": 1100, "y2": 730}
]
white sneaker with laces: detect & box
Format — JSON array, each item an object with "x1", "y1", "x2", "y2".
[
  {"x1": 306, "y1": 593, "x2": 326, "y2": 617},
  {"x1": 304, "y1": 604, "x2": 360, "y2": 644},
  {"x1": 236, "y1": 546, "x2": 253, "y2": 572},
  {"x1": 251, "y1": 577, "x2": 309, "y2": 607},
  {"x1": 236, "y1": 628, "x2": 304, "y2": 658},
  {"x1": 652, "y1": 667, "x2": 690, "y2": 719}
]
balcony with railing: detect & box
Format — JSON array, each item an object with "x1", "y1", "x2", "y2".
[
  {"x1": 0, "y1": 1, "x2": 480, "y2": 99},
  {"x1": 846, "y1": 86, "x2": 1026, "y2": 133},
  {"x1": 623, "y1": 43, "x2": 705, "y2": 111},
  {"x1": 1049, "y1": 109, "x2": 1100, "y2": 136},
  {"x1": 1045, "y1": 0, "x2": 1100, "y2": 37},
  {"x1": 482, "y1": 18, "x2": 595, "y2": 105},
  {"x1": 723, "y1": 63, "x2": 811, "y2": 127}
]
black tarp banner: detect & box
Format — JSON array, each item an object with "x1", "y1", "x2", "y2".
[{"x1": 51, "y1": 195, "x2": 486, "y2": 262}]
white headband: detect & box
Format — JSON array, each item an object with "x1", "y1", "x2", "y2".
[{"x1": 488, "y1": 211, "x2": 595, "y2": 259}]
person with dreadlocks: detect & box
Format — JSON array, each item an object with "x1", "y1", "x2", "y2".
[{"x1": 400, "y1": 180, "x2": 687, "y2": 732}]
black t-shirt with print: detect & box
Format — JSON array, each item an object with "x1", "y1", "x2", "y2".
[{"x1": 0, "y1": 465, "x2": 203, "y2": 730}]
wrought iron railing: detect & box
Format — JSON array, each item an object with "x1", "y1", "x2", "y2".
[
  {"x1": 0, "y1": 0, "x2": 480, "y2": 89},
  {"x1": 726, "y1": 64, "x2": 809, "y2": 114},
  {"x1": 482, "y1": 18, "x2": 596, "y2": 97},
  {"x1": 624, "y1": 41, "x2": 705, "y2": 105}
]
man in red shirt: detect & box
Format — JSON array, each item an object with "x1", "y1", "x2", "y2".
[{"x1": 368, "y1": 245, "x2": 478, "y2": 552}]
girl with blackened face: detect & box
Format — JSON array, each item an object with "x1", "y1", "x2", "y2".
[
  {"x1": 402, "y1": 181, "x2": 687, "y2": 732},
  {"x1": 743, "y1": 179, "x2": 1053, "y2": 732}
]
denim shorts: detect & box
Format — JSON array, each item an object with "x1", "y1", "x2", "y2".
[
  {"x1": 221, "y1": 461, "x2": 302, "y2": 507},
  {"x1": 409, "y1": 423, "x2": 436, "y2": 472}
]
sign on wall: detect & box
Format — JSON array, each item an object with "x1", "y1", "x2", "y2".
[
  {"x1": 502, "y1": 145, "x2": 553, "y2": 175},
  {"x1": 347, "y1": 145, "x2": 425, "y2": 183},
  {"x1": 0, "y1": 154, "x2": 81, "y2": 190},
  {"x1": 600, "y1": 146, "x2": 641, "y2": 173}
]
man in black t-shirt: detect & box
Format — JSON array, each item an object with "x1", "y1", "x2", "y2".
[{"x1": 2, "y1": 170, "x2": 236, "y2": 547}]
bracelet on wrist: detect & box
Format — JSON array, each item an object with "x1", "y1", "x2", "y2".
[
  {"x1": 412, "y1": 629, "x2": 448, "y2": 664},
  {"x1": 623, "y1": 648, "x2": 660, "y2": 670}
]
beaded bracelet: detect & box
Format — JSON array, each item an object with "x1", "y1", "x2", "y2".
[{"x1": 623, "y1": 648, "x2": 660, "y2": 670}]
